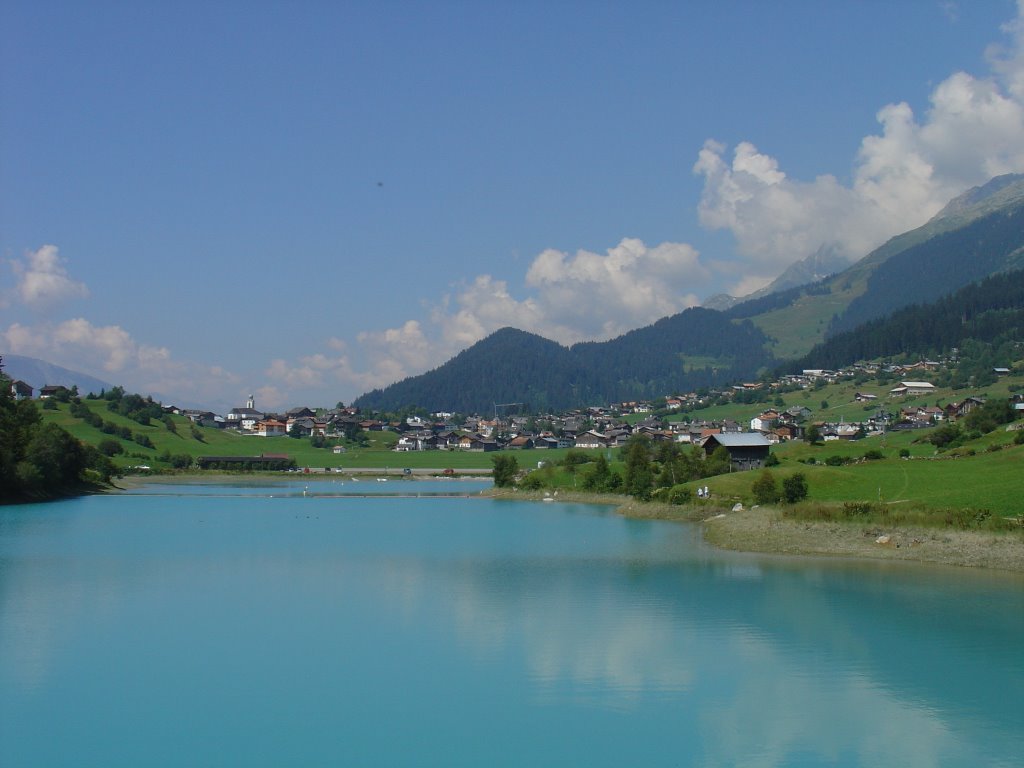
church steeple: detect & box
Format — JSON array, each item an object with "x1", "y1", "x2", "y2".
[{"x1": 246, "y1": 394, "x2": 255, "y2": 410}]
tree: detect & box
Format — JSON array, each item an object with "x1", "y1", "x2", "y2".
[
  {"x1": 804, "y1": 425, "x2": 822, "y2": 445},
  {"x1": 491, "y1": 454, "x2": 519, "y2": 488},
  {"x1": 782, "y1": 473, "x2": 809, "y2": 503},
  {"x1": 751, "y1": 470, "x2": 781, "y2": 505},
  {"x1": 20, "y1": 423, "x2": 88, "y2": 490},
  {"x1": 623, "y1": 435, "x2": 654, "y2": 500},
  {"x1": 582, "y1": 453, "x2": 616, "y2": 492}
]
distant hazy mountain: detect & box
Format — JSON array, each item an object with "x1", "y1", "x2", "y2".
[
  {"x1": 703, "y1": 243, "x2": 851, "y2": 311},
  {"x1": 929, "y1": 173, "x2": 1024, "y2": 222},
  {"x1": 1, "y1": 354, "x2": 112, "y2": 395},
  {"x1": 739, "y1": 173, "x2": 1024, "y2": 357}
]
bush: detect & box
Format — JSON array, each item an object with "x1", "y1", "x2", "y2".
[
  {"x1": 862, "y1": 449, "x2": 884, "y2": 460},
  {"x1": 666, "y1": 484, "x2": 693, "y2": 505},
  {"x1": 751, "y1": 470, "x2": 781, "y2": 505},
  {"x1": 518, "y1": 472, "x2": 547, "y2": 491},
  {"x1": 98, "y1": 438, "x2": 124, "y2": 457},
  {"x1": 899, "y1": 448, "x2": 911, "y2": 458},
  {"x1": 842, "y1": 501, "x2": 874, "y2": 517},
  {"x1": 782, "y1": 473, "x2": 809, "y2": 503},
  {"x1": 1015, "y1": 430, "x2": 1024, "y2": 445}
]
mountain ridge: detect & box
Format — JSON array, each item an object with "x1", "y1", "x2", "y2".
[{"x1": 354, "y1": 174, "x2": 1024, "y2": 413}]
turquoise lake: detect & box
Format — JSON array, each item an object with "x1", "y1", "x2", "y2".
[{"x1": 1, "y1": 480, "x2": 1022, "y2": 767}]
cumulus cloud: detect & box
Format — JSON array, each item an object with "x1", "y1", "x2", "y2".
[
  {"x1": 2, "y1": 317, "x2": 239, "y2": 405},
  {"x1": 9, "y1": 245, "x2": 89, "y2": 308},
  {"x1": 696, "y1": 2, "x2": 1024, "y2": 281}
]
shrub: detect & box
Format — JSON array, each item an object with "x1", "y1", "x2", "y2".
[
  {"x1": 782, "y1": 473, "x2": 809, "y2": 503},
  {"x1": 667, "y1": 484, "x2": 693, "y2": 505},
  {"x1": 98, "y1": 438, "x2": 124, "y2": 456},
  {"x1": 842, "y1": 501, "x2": 874, "y2": 517},
  {"x1": 898, "y1": 448, "x2": 911, "y2": 458},
  {"x1": 862, "y1": 449, "x2": 884, "y2": 460},
  {"x1": 751, "y1": 470, "x2": 781, "y2": 505},
  {"x1": 517, "y1": 472, "x2": 547, "y2": 491}
]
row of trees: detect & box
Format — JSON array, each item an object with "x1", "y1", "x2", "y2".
[{"x1": 503, "y1": 436, "x2": 738, "y2": 501}]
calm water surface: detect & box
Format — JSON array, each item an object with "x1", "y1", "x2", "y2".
[{"x1": 1, "y1": 480, "x2": 1021, "y2": 767}]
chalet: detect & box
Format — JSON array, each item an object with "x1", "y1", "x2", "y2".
[
  {"x1": 773, "y1": 423, "x2": 803, "y2": 441},
  {"x1": 784, "y1": 405, "x2": 812, "y2": 420},
  {"x1": 750, "y1": 410, "x2": 780, "y2": 433},
  {"x1": 184, "y1": 410, "x2": 222, "y2": 428},
  {"x1": 574, "y1": 430, "x2": 608, "y2": 449},
  {"x1": 10, "y1": 380, "x2": 33, "y2": 400},
  {"x1": 700, "y1": 433, "x2": 771, "y2": 471},
  {"x1": 290, "y1": 417, "x2": 328, "y2": 437},
  {"x1": 286, "y1": 407, "x2": 316, "y2": 420},
  {"x1": 38, "y1": 384, "x2": 68, "y2": 399},
  {"x1": 854, "y1": 392, "x2": 878, "y2": 403},
  {"x1": 395, "y1": 434, "x2": 431, "y2": 451},
  {"x1": 507, "y1": 436, "x2": 535, "y2": 450},
  {"x1": 944, "y1": 397, "x2": 985, "y2": 421},
  {"x1": 254, "y1": 419, "x2": 287, "y2": 437}
]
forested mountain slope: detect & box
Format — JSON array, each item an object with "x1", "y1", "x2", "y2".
[{"x1": 353, "y1": 310, "x2": 771, "y2": 413}]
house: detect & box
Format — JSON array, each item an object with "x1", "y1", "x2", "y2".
[
  {"x1": 773, "y1": 423, "x2": 803, "y2": 441},
  {"x1": 854, "y1": 392, "x2": 878, "y2": 403},
  {"x1": 944, "y1": 397, "x2": 986, "y2": 421},
  {"x1": 574, "y1": 430, "x2": 607, "y2": 449},
  {"x1": 38, "y1": 384, "x2": 68, "y2": 399},
  {"x1": 287, "y1": 416, "x2": 327, "y2": 437},
  {"x1": 750, "y1": 410, "x2": 780, "y2": 433},
  {"x1": 10, "y1": 380, "x2": 33, "y2": 400},
  {"x1": 395, "y1": 434, "x2": 430, "y2": 451},
  {"x1": 507, "y1": 436, "x2": 535, "y2": 450},
  {"x1": 784, "y1": 406, "x2": 812, "y2": 421},
  {"x1": 254, "y1": 419, "x2": 287, "y2": 437}
]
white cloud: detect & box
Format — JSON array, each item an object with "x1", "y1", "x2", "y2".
[
  {"x1": 696, "y1": 3, "x2": 1024, "y2": 274},
  {"x1": 2, "y1": 317, "x2": 240, "y2": 406},
  {"x1": 9, "y1": 245, "x2": 89, "y2": 308}
]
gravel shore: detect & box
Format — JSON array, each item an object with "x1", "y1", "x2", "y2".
[{"x1": 700, "y1": 506, "x2": 1024, "y2": 572}]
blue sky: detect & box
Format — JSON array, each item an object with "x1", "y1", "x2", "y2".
[{"x1": 3, "y1": 0, "x2": 1024, "y2": 412}]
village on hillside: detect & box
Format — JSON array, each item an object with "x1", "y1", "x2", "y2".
[{"x1": 12, "y1": 356, "x2": 1021, "y2": 473}]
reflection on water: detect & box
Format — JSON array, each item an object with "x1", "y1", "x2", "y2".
[{"x1": 0, "y1": 486, "x2": 1021, "y2": 767}]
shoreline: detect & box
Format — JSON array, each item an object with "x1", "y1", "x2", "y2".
[
  {"x1": 486, "y1": 488, "x2": 1024, "y2": 574},
  {"x1": 107, "y1": 478, "x2": 1024, "y2": 574}
]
